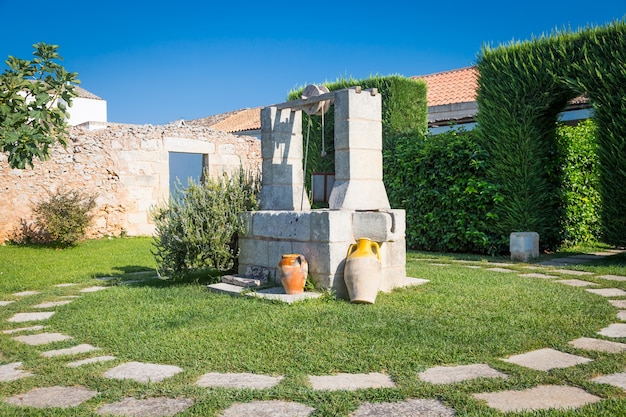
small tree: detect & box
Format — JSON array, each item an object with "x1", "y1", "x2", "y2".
[
  {"x1": 151, "y1": 168, "x2": 260, "y2": 281},
  {"x1": 0, "y1": 43, "x2": 79, "y2": 169}
]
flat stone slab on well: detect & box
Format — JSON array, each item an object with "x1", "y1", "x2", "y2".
[
  {"x1": 13, "y1": 332, "x2": 72, "y2": 346},
  {"x1": 473, "y1": 385, "x2": 601, "y2": 412},
  {"x1": 309, "y1": 373, "x2": 395, "y2": 391},
  {"x1": 4, "y1": 386, "x2": 99, "y2": 408},
  {"x1": 42, "y1": 343, "x2": 100, "y2": 357},
  {"x1": 598, "y1": 274, "x2": 626, "y2": 281},
  {"x1": 0, "y1": 362, "x2": 33, "y2": 381},
  {"x1": 598, "y1": 323, "x2": 626, "y2": 338},
  {"x1": 552, "y1": 269, "x2": 594, "y2": 276},
  {"x1": 592, "y1": 371, "x2": 626, "y2": 390},
  {"x1": 418, "y1": 363, "x2": 508, "y2": 384},
  {"x1": 2, "y1": 325, "x2": 45, "y2": 334},
  {"x1": 570, "y1": 337, "x2": 626, "y2": 353},
  {"x1": 96, "y1": 397, "x2": 194, "y2": 417},
  {"x1": 519, "y1": 273, "x2": 558, "y2": 279},
  {"x1": 610, "y1": 300, "x2": 626, "y2": 309},
  {"x1": 350, "y1": 399, "x2": 456, "y2": 417},
  {"x1": 556, "y1": 279, "x2": 598, "y2": 287},
  {"x1": 80, "y1": 285, "x2": 109, "y2": 293},
  {"x1": 0, "y1": 300, "x2": 15, "y2": 306},
  {"x1": 33, "y1": 300, "x2": 73, "y2": 308},
  {"x1": 196, "y1": 372, "x2": 283, "y2": 389},
  {"x1": 7, "y1": 311, "x2": 55, "y2": 322},
  {"x1": 13, "y1": 291, "x2": 41, "y2": 297},
  {"x1": 586, "y1": 288, "x2": 626, "y2": 297},
  {"x1": 502, "y1": 348, "x2": 592, "y2": 371},
  {"x1": 220, "y1": 400, "x2": 315, "y2": 417},
  {"x1": 67, "y1": 355, "x2": 117, "y2": 367},
  {"x1": 104, "y1": 361, "x2": 183, "y2": 383}
]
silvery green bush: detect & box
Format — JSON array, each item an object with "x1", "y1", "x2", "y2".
[{"x1": 151, "y1": 168, "x2": 259, "y2": 281}]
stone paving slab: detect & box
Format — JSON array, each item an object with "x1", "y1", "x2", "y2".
[
  {"x1": 350, "y1": 399, "x2": 456, "y2": 417},
  {"x1": 13, "y1": 291, "x2": 41, "y2": 297},
  {"x1": 2, "y1": 325, "x2": 45, "y2": 334},
  {"x1": 418, "y1": 363, "x2": 508, "y2": 384},
  {"x1": 598, "y1": 274, "x2": 626, "y2": 281},
  {"x1": 13, "y1": 332, "x2": 72, "y2": 346},
  {"x1": 586, "y1": 288, "x2": 626, "y2": 297},
  {"x1": 428, "y1": 263, "x2": 450, "y2": 267},
  {"x1": 249, "y1": 287, "x2": 322, "y2": 304},
  {"x1": 473, "y1": 385, "x2": 601, "y2": 412},
  {"x1": 552, "y1": 269, "x2": 594, "y2": 276},
  {"x1": 556, "y1": 279, "x2": 598, "y2": 287},
  {"x1": 80, "y1": 285, "x2": 109, "y2": 293},
  {"x1": 104, "y1": 361, "x2": 183, "y2": 383},
  {"x1": 519, "y1": 273, "x2": 558, "y2": 279},
  {"x1": 0, "y1": 300, "x2": 15, "y2": 306},
  {"x1": 67, "y1": 355, "x2": 117, "y2": 367},
  {"x1": 96, "y1": 397, "x2": 194, "y2": 417},
  {"x1": 569, "y1": 337, "x2": 626, "y2": 353},
  {"x1": 502, "y1": 348, "x2": 592, "y2": 371},
  {"x1": 610, "y1": 300, "x2": 626, "y2": 309},
  {"x1": 617, "y1": 311, "x2": 626, "y2": 321},
  {"x1": 196, "y1": 372, "x2": 284, "y2": 389},
  {"x1": 486, "y1": 267, "x2": 515, "y2": 273},
  {"x1": 42, "y1": 343, "x2": 100, "y2": 357},
  {"x1": 551, "y1": 257, "x2": 593, "y2": 264},
  {"x1": 220, "y1": 400, "x2": 315, "y2": 417},
  {"x1": 308, "y1": 373, "x2": 395, "y2": 391},
  {"x1": 33, "y1": 300, "x2": 73, "y2": 308},
  {"x1": 592, "y1": 371, "x2": 626, "y2": 390},
  {"x1": 598, "y1": 323, "x2": 626, "y2": 338},
  {"x1": 7, "y1": 311, "x2": 55, "y2": 322},
  {"x1": 0, "y1": 362, "x2": 33, "y2": 381},
  {"x1": 54, "y1": 283, "x2": 78, "y2": 287},
  {"x1": 536, "y1": 261, "x2": 571, "y2": 267},
  {"x1": 4, "y1": 386, "x2": 99, "y2": 408}
]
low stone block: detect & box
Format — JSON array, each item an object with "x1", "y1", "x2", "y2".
[{"x1": 510, "y1": 232, "x2": 539, "y2": 262}]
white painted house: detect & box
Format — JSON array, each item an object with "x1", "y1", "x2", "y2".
[{"x1": 63, "y1": 85, "x2": 107, "y2": 130}]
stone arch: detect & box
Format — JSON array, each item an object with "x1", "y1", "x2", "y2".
[{"x1": 475, "y1": 21, "x2": 626, "y2": 248}]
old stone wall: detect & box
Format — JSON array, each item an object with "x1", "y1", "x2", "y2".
[{"x1": 0, "y1": 123, "x2": 261, "y2": 242}]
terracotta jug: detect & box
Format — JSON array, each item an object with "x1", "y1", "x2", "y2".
[
  {"x1": 344, "y1": 238, "x2": 382, "y2": 304},
  {"x1": 278, "y1": 254, "x2": 308, "y2": 294}
]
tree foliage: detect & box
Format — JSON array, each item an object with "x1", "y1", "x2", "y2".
[{"x1": 0, "y1": 43, "x2": 79, "y2": 169}]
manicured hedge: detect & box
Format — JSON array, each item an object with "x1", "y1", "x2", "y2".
[{"x1": 385, "y1": 128, "x2": 502, "y2": 254}]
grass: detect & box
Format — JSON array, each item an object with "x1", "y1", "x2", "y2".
[{"x1": 1, "y1": 238, "x2": 626, "y2": 415}]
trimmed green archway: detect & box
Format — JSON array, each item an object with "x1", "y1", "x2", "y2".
[{"x1": 475, "y1": 21, "x2": 626, "y2": 248}]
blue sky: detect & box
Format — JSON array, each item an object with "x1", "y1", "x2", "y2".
[{"x1": 1, "y1": 1, "x2": 624, "y2": 126}]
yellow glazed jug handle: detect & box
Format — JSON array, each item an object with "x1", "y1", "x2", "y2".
[
  {"x1": 370, "y1": 241, "x2": 381, "y2": 262},
  {"x1": 346, "y1": 243, "x2": 357, "y2": 258}
]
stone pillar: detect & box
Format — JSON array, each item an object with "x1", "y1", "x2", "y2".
[
  {"x1": 258, "y1": 107, "x2": 310, "y2": 210},
  {"x1": 328, "y1": 88, "x2": 390, "y2": 210}
]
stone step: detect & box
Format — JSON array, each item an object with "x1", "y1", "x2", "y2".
[{"x1": 221, "y1": 274, "x2": 267, "y2": 288}]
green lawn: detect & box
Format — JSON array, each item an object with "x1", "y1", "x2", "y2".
[{"x1": 1, "y1": 238, "x2": 626, "y2": 416}]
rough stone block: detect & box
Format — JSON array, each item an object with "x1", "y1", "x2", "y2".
[
  {"x1": 329, "y1": 180, "x2": 390, "y2": 211},
  {"x1": 334, "y1": 150, "x2": 383, "y2": 180},
  {"x1": 334, "y1": 119, "x2": 383, "y2": 151},
  {"x1": 334, "y1": 88, "x2": 382, "y2": 124},
  {"x1": 510, "y1": 232, "x2": 539, "y2": 262},
  {"x1": 309, "y1": 210, "x2": 353, "y2": 243},
  {"x1": 252, "y1": 211, "x2": 311, "y2": 241},
  {"x1": 237, "y1": 238, "x2": 269, "y2": 272},
  {"x1": 259, "y1": 185, "x2": 310, "y2": 211},
  {"x1": 353, "y1": 211, "x2": 396, "y2": 242}
]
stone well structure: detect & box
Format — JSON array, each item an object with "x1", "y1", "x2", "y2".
[{"x1": 238, "y1": 87, "x2": 408, "y2": 299}]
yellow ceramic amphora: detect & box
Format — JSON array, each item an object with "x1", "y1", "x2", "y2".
[{"x1": 344, "y1": 238, "x2": 382, "y2": 304}]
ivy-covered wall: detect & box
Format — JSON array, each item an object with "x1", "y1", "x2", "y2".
[{"x1": 475, "y1": 21, "x2": 626, "y2": 249}]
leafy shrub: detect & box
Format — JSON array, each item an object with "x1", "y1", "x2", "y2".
[
  {"x1": 556, "y1": 120, "x2": 601, "y2": 246},
  {"x1": 385, "y1": 128, "x2": 503, "y2": 254},
  {"x1": 29, "y1": 188, "x2": 96, "y2": 246},
  {"x1": 151, "y1": 168, "x2": 260, "y2": 280}
]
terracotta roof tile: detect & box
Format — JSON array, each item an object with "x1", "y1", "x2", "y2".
[
  {"x1": 207, "y1": 107, "x2": 261, "y2": 133},
  {"x1": 413, "y1": 66, "x2": 478, "y2": 107}
]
